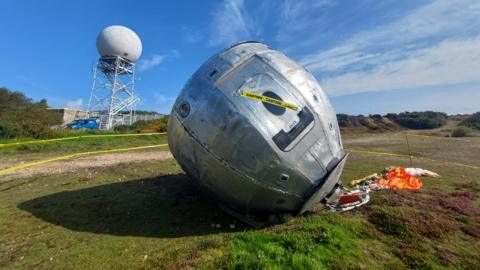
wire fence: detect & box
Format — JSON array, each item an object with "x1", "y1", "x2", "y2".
[{"x1": 133, "y1": 114, "x2": 165, "y2": 122}]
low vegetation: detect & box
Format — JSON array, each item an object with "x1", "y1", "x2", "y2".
[
  {"x1": 1, "y1": 132, "x2": 479, "y2": 269},
  {"x1": 451, "y1": 126, "x2": 474, "y2": 137},
  {"x1": 337, "y1": 114, "x2": 399, "y2": 132},
  {"x1": 386, "y1": 111, "x2": 447, "y2": 129},
  {"x1": 0, "y1": 134, "x2": 168, "y2": 168},
  {"x1": 0, "y1": 87, "x2": 62, "y2": 139},
  {"x1": 459, "y1": 112, "x2": 480, "y2": 130},
  {"x1": 446, "y1": 112, "x2": 480, "y2": 137},
  {"x1": 338, "y1": 111, "x2": 449, "y2": 132},
  {"x1": 0, "y1": 88, "x2": 170, "y2": 142},
  {"x1": 113, "y1": 118, "x2": 168, "y2": 133},
  {"x1": 134, "y1": 110, "x2": 165, "y2": 115}
]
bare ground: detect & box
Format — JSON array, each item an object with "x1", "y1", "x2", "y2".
[{"x1": 0, "y1": 150, "x2": 172, "y2": 182}]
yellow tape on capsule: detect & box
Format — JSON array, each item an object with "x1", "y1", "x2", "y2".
[
  {"x1": 0, "y1": 144, "x2": 168, "y2": 174},
  {"x1": 241, "y1": 91, "x2": 299, "y2": 111}
]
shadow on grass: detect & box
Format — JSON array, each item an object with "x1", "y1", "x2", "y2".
[{"x1": 18, "y1": 173, "x2": 244, "y2": 238}]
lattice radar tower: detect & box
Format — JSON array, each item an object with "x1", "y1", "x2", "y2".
[{"x1": 87, "y1": 25, "x2": 142, "y2": 129}]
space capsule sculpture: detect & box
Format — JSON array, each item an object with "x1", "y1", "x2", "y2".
[{"x1": 168, "y1": 41, "x2": 347, "y2": 219}]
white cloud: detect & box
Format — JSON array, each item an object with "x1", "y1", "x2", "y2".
[
  {"x1": 295, "y1": 0, "x2": 480, "y2": 96},
  {"x1": 137, "y1": 54, "x2": 165, "y2": 72},
  {"x1": 301, "y1": 0, "x2": 480, "y2": 72},
  {"x1": 322, "y1": 37, "x2": 480, "y2": 95},
  {"x1": 154, "y1": 93, "x2": 175, "y2": 104},
  {"x1": 209, "y1": 0, "x2": 252, "y2": 46},
  {"x1": 153, "y1": 93, "x2": 176, "y2": 114},
  {"x1": 182, "y1": 27, "x2": 202, "y2": 43},
  {"x1": 65, "y1": 98, "x2": 84, "y2": 109},
  {"x1": 418, "y1": 86, "x2": 480, "y2": 114},
  {"x1": 332, "y1": 82, "x2": 480, "y2": 115},
  {"x1": 137, "y1": 50, "x2": 180, "y2": 72},
  {"x1": 276, "y1": 0, "x2": 334, "y2": 44},
  {"x1": 303, "y1": 49, "x2": 382, "y2": 73}
]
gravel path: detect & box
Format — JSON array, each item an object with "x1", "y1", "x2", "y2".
[{"x1": 0, "y1": 150, "x2": 172, "y2": 182}]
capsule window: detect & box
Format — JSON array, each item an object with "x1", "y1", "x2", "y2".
[
  {"x1": 262, "y1": 91, "x2": 286, "y2": 116},
  {"x1": 178, "y1": 102, "x2": 190, "y2": 118}
]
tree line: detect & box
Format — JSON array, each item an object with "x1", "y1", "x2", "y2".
[{"x1": 0, "y1": 87, "x2": 62, "y2": 138}]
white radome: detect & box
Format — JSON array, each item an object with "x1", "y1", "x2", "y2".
[{"x1": 96, "y1": 25, "x2": 142, "y2": 62}]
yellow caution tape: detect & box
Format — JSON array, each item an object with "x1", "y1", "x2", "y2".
[
  {"x1": 345, "y1": 148, "x2": 411, "y2": 158},
  {"x1": 2, "y1": 130, "x2": 477, "y2": 175},
  {"x1": 345, "y1": 148, "x2": 479, "y2": 170},
  {"x1": 406, "y1": 133, "x2": 473, "y2": 142},
  {"x1": 241, "y1": 91, "x2": 299, "y2": 111},
  {"x1": 0, "y1": 132, "x2": 167, "y2": 148},
  {"x1": 0, "y1": 144, "x2": 168, "y2": 175},
  {"x1": 80, "y1": 132, "x2": 166, "y2": 138}
]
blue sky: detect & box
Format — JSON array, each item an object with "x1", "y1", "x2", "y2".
[{"x1": 1, "y1": 0, "x2": 479, "y2": 115}]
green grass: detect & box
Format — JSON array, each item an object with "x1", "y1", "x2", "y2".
[
  {"x1": 0, "y1": 129, "x2": 121, "y2": 144},
  {"x1": 0, "y1": 132, "x2": 479, "y2": 269},
  {"x1": 0, "y1": 134, "x2": 168, "y2": 166},
  {"x1": 211, "y1": 214, "x2": 388, "y2": 270},
  {"x1": 1, "y1": 159, "x2": 243, "y2": 269}
]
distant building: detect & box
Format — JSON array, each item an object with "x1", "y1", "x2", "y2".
[{"x1": 47, "y1": 108, "x2": 87, "y2": 125}]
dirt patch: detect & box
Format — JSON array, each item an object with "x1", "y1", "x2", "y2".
[{"x1": 0, "y1": 150, "x2": 172, "y2": 182}]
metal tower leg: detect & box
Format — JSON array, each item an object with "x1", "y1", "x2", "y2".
[{"x1": 86, "y1": 56, "x2": 140, "y2": 130}]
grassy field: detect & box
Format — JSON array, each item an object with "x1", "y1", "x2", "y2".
[
  {"x1": 0, "y1": 132, "x2": 479, "y2": 269},
  {"x1": 0, "y1": 134, "x2": 167, "y2": 169}
]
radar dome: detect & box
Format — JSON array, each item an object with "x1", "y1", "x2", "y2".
[{"x1": 96, "y1": 25, "x2": 142, "y2": 62}]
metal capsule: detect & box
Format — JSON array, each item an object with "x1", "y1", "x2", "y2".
[{"x1": 168, "y1": 41, "x2": 346, "y2": 216}]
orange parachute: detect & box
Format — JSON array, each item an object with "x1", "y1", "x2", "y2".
[{"x1": 377, "y1": 167, "x2": 423, "y2": 190}]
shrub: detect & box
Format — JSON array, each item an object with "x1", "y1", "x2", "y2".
[
  {"x1": 0, "y1": 122, "x2": 19, "y2": 138},
  {"x1": 359, "y1": 117, "x2": 379, "y2": 130},
  {"x1": 460, "y1": 112, "x2": 480, "y2": 130},
  {"x1": 336, "y1": 114, "x2": 350, "y2": 127},
  {"x1": 452, "y1": 126, "x2": 473, "y2": 137},
  {"x1": 386, "y1": 111, "x2": 446, "y2": 129},
  {"x1": 114, "y1": 117, "x2": 168, "y2": 133},
  {"x1": 0, "y1": 87, "x2": 62, "y2": 138}
]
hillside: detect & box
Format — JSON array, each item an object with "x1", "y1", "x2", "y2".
[
  {"x1": 337, "y1": 111, "x2": 474, "y2": 134},
  {"x1": 337, "y1": 114, "x2": 400, "y2": 132},
  {"x1": 460, "y1": 112, "x2": 480, "y2": 130}
]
